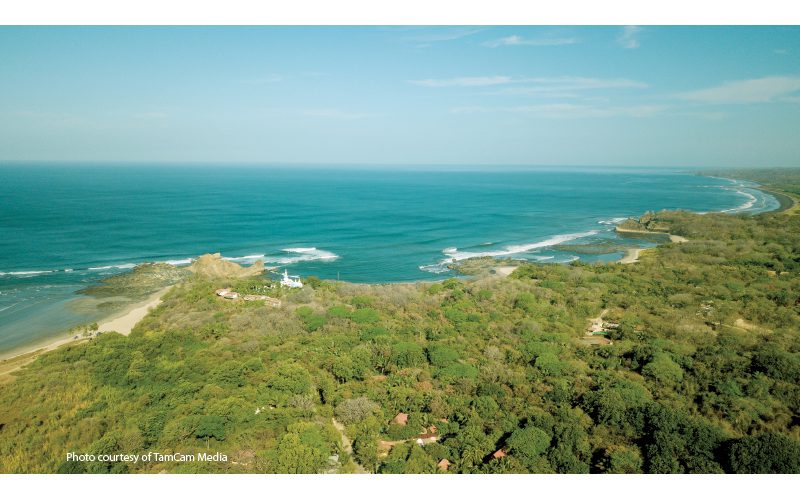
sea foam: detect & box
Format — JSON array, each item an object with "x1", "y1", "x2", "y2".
[
  {"x1": 222, "y1": 254, "x2": 266, "y2": 263},
  {"x1": 87, "y1": 263, "x2": 137, "y2": 271},
  {"x1": 275, "y1": 247, "x2": 340, "y2": 264},
  {"x1": 721, "y1": 188, "x2": 758, "y2": 213},
  {"x1": 443, "y1": 230, "x2": 599, "y2": 261},
  {"x1": 419, "y1": 230, "x2": 598, "y2": 274},
  {"x1": 0, "y1": 270, "x2": 54, "y2": 276},
  {"x1": 598, "y1": 217, "x2": 628, "y2": 225},
  {"x1": 162, "y1": 258, "x2": 193, "y2": 266}
]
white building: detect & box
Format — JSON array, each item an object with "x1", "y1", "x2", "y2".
[{"x1": 280, "y1": 270, "x2": 303, "y2": 288}]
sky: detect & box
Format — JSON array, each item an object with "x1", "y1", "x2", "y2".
[{"x1": 0, "y1": 25, "x2": 799, "y2": 167}]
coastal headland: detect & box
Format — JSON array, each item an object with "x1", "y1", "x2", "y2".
[{"x1": 0, "y1": 254, "x2": 266, "y2": 382}]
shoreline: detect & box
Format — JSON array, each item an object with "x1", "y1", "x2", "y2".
[
  {"x1": 96, "y1": 286, "x2": 172, "y2": 335},
  {"x1": 0, "y1": 286, "x2": 172, "y2": 383},
  {"x1": 618, "y1": 247, "x2": 645, "y2": 264},
  {"x1": 757, "y1": 188, "x2": 797, "y2": 214},
  {"x1": 612, "y1": 175, "x2": 794, "y2": 264},
  {"x1": 705, "y1": 175, "x2": 796, "y2": 215},
  {"x1": 614, "y1": 226, "x2": 689, "y2": 243},
  {"x1": 0, "y1": 174, "x2": 782, "y2": 369},
  {"x1": 614, "y1": 229, "x2": 688, "y2": 265}
]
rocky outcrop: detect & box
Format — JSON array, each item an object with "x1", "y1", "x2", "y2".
[
  {"x1": 616, "y1": 212, "x2": 672, "y2": 234},
  {"x1": 188, "y1": 253, "x2": 265, "y2": 279},
  {"x1": 80, "y1": 263, "x2": 191, "y2": 299}
]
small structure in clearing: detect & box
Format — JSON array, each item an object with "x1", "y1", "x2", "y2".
[
  {"x1": 392, "y1": 412, "x2": 409, "y2": 426},
  {"x1": 243, "y1": 294, "x2": 282, "y2": 307},
  {"x1": 215, "y1": 288, "x2": 280, "y2": 306},
  {"x1": 581, "y1": 309, "x2": 615, "y2": 346},
  {"x1": 416, "y1": 432, "x2": 439, "y2": 446},
  {"x1": 215, "y1": 289, "x2": 239, "y2": 300}
]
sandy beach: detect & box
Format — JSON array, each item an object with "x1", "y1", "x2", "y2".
[
  {"x1": 0, "y1": 286, "x2": 172, "y2": 383},
  {"x1": 759, "y1": 188, "x2": 797, "y2": 214},
  {"x1": 617, "y1": 232, "x2": 688, "y2": 264},
  {"x1": 494, "y1": 265, "x2": 518, "y2": 277},
  {"x1": 96, "y1": 286, "x2": 171, "y2": 335},
  {"x1": 618, "y1": 248, "x2": 645, "y2": 264}
]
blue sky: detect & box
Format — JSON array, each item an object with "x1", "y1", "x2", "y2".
[{"x1": 1, "y1": 26, "x2": 799, "y2": 167}]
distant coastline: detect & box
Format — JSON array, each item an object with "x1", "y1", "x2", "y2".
[{"x1": 758, "y1": 188, "x2": 796, "y2": 214}]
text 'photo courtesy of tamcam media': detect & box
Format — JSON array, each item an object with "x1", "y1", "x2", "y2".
[{"x1": 66, "y1": 452, "x2": 229, "y2": 464}]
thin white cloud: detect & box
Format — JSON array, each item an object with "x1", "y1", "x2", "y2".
[
  {"x1": 301, "y1": 109, "x2": 377, "y2": 120},
  {"x1": 617, "y1": 26, "x2": 643, "y2": 49},
  {"x1": 409, "y1": 76, "x2": 647, "y2": 91},
  {"x1": 677, "y1": 76, "x2": 800, "y2": 104},
  {"x1": 483, "y1": 35, "x2": 579, "y2": 48},
  {"x1": 774, "y1": 49, "x2": 790, "y2": 55},
  {"x1": 397, "y1": 27, "x2": 485, "y2": 48},
  {"x1": 493, "y1": 77, "x2": 648, "y2": 95},
  {"x1": 451, "y1": 103, "x2": 665, "y2": 118},
  {"x1": 409, "y1": 76, "x2": 514, "y2": 88}
]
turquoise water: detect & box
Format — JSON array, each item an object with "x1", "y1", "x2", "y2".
[{"x1": 0, "y1": 164, "x2": 778, "y2": 354}]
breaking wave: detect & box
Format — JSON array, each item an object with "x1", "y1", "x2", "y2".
[
  {"x1": 266, "y1": 247, "x2": 340, "y2": 265},
  {"x1": 2, "y1": 247, "x2": 341, "y2": 280},
  {"x1": 418, "y1": 231, "x2": 598, "y2": 274},
  {"x1": 0, "y1": 270, "x2": 54, "y2": 277},
  {"x1": 222, "y1": 254, "x2": 266, "y2": 264},
  {"x1": 721, "y1": 188, "x2": 758, "y2": 213},
  {"x1": 443, "y1": 231, "x2": 598, "y2": 261},
  {"x1": 162, "y1": 258, "x2": 192, "y2": 266},
  {"x1": 87, "y1": 263, "x2": 137, "y2": 271},
  {"x1": 598, "y1": 217, "x2": 629, "y2": 225}
]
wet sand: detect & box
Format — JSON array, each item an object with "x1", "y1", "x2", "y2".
[{"x1": 0, "y1": 286, "x2": 171, "y2": 383}]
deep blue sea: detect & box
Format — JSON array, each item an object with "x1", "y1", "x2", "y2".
[{"x1": 0, "y1": 164, "x2": 779, "y2": 354}]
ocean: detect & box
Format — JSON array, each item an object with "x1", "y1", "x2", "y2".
[{"x1": 0, "y1": 164, "x2": 779, "y2": 354}]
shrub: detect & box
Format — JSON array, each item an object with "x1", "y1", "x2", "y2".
[
  {"x1": 335, "y1": 397, "x2": 380, "y2": 425},
  {"x1": 728, "y1": 433, "x2": 800, "y2": 473},
  {"x1": 350, "y1": 308, "x2": 380, "y2": 324},
  {"x1": 390, "y1": 342, "x2": 426, "y2": 369},
  {"x1": 428, "y1": 345, "x2": 460, "y2": 367}
]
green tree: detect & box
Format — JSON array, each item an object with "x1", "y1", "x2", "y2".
[
  {"x1": 428, "y1": 345, "x2": 460, "y2": 367},
  {"x1": 195, "y1": 415, "x2": 227, "y2": 441},
  {"x1": 534, "y1": 352, "x2": 567, "y2": 377},
  {"x1": 506, "y1": 426, "x2": 551, "y2": 465},
  {"x1": 267, "y1": 362, "x2": 312, "y2": 395},
  {"x1": 599, "y1": 445, "x2": 643, "y2": 473},
  {"x1": 728, "y1": 433, "x2": 800, "y2": 473},
  {"x1": 390, "y1": 342, "x2": 426, "y2": 369},
  {"x1": 642, "y1": 353, "x2": 684, "y2": 384},
  {"x1": 335, "y1": 397, "x2": 380, "y2": 425}
]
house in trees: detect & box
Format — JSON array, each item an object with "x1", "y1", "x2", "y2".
[
  {"x1": 415, "y1": 432, "x2": 439, "y2": 446},
  {"x1": 392, "y1": 413, "x2": 408, "y2": 426}
]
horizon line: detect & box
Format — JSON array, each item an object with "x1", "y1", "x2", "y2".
[{"x1": 1, "y1": 160, "x2": 798, "y2": 170}]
